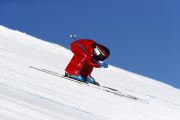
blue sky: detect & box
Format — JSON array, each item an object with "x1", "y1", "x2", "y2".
[{"x1": 1, "y1": 0, "x2": 180, "y2": 89}]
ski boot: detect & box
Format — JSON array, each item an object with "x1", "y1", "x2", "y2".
[
  {"x1": 83, "y1": 76, "x2": 100, "y2": 86},
  {"x1": 65, "y1": 72, "x2": 85, "y2": 82}
]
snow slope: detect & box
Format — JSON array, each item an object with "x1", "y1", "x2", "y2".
[{"x1": 0, "y1": 25, "x2": 180, "y2": 120}]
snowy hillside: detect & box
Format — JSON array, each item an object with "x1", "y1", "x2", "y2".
[{"x1": 0, "y1": 25, "x2": 180, "y2": 120}]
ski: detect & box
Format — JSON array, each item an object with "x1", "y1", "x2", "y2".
[{"x1": 30, "y1": 66, "x2": 149, "y2": 104}]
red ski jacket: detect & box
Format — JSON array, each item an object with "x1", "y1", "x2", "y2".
[{"x1": 70, "y1": 39, "x2": 100, "y2": 67}]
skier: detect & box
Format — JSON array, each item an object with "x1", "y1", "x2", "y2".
[{"x1": 65, "y1": 39, "x2": 110, "y2": 85}]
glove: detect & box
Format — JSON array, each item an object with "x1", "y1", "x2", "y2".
[{"x1": 100, "y1": 62, "x2": 108, "y2": 68}]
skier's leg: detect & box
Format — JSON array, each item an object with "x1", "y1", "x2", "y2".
[
  {"x1": 80, "y1": 65, "x2": 100, "y2": 85},
  {"x1": 80, "y1": 65, "x2": 93, "y2": 77},
  {"x1": 65, "y1": 42, "x2": 88, "y2": 80},
  {"x1": 81, "y1": 65, "x2": 96, "y2": 83}
]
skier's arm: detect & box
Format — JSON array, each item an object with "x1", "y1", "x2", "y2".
[{"x1": 87, "y1": 49, "x2": 100, "y2": 67}]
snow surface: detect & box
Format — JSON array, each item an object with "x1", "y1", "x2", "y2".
[{"x1": 0, "y1": 25, "x2": 180, "y2": 120}]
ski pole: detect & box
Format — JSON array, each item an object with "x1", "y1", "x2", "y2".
[
  {"x1": 70, "y1": 34, "x2": 99, "y2": 63},
  {"x1": 70, "y1": 34, "x2": 88, "y2": 54}
]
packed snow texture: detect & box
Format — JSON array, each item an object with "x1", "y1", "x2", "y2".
[{"x1": 0, "y1": 25, "x2": 180, "y2": 120}]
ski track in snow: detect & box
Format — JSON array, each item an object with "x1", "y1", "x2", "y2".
[
  {"x1": 1, "y1": 47, "x2": 179, "y2": 107},
  {"x1": 0, "y1": 48, "x2": 180, "y2": 106},
  {"x1": 0, "y1": 82, "x2": 97, "y2": 116},
  {"x1": 1, "y1": 46, "x2": 179, "y2": 107},
  {"x1": 0, "y1": 84, "x2": 104, "y2": 120},
  {"x1": 0, "y1": 25, "x2": 180, "y2": 120}
]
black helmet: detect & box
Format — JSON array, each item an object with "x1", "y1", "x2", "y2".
[{"x1": 92, "y1": 43, "x2": 110, "y2": 61}]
